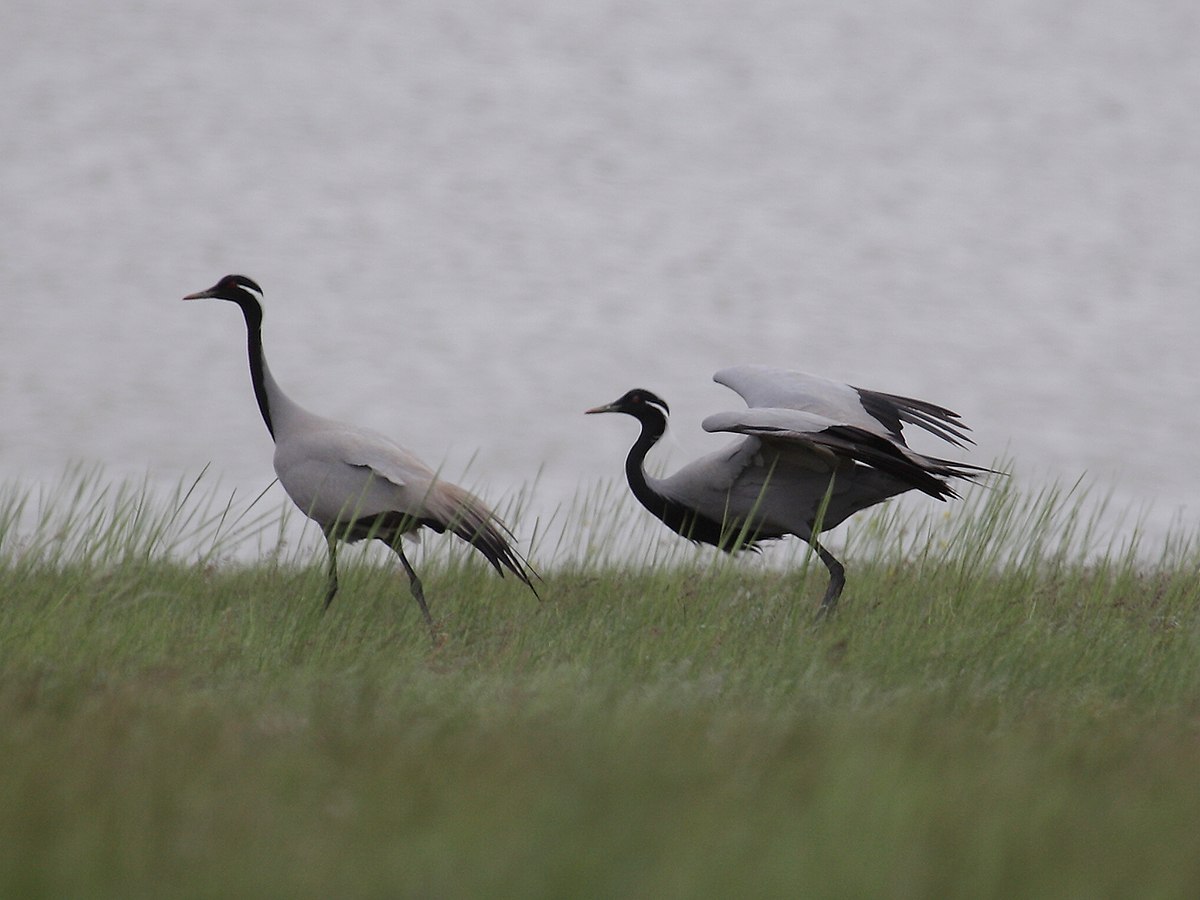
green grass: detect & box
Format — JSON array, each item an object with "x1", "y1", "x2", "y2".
[{"x1": 1, "y1": 469, "x2": 1199, "y2": 898}]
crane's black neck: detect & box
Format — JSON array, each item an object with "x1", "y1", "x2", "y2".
[
  {"x1": 621, "y1": 406, "x2": 745, "y2": 550},
  {"x1": 622, "y1": 405, "x2": 762, "y2": 553},
  {"x1": 623, "y1": 405, "x2": 670, "y2": 519},
  {"x1": 232, "y1": 291, "x2": 275, "y2": 439}
]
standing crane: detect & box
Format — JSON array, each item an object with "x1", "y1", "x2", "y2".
[
  {"x1": 185, "y1": 274, "x2": 536, "y2": 637},
  {"x1": 587, "y1": 365, "x2": 991, "y2": 616}
]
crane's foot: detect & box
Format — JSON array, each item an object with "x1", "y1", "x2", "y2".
[
  {"x1": 322, "y1": 533, "x2": 340, "y2": 614},
  {"x1": 812, "y1": 542, "x2": 846, "y2": 622},
  {"x1": 393, "y1": 545, "x2": 440, "y2": 644}
]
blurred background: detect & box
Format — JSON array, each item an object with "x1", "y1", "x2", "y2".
[{"x1": 3, "y1": 0, "x2": 1198, "y2": 560}]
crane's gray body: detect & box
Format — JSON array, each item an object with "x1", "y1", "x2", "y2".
[
  {"x1": 650, "y1": 423, "x2": 911, "y2": 545},
  {"x1": 645, "y1": 365, "x2": 968, "y2": 543},
  {"x1": 264, "y1": 359, "x2": 481, "y2": 540}
]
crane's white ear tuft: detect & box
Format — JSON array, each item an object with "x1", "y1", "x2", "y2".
[{"x1": 231, "y1": 275, "x2": 264, "y2": 296}]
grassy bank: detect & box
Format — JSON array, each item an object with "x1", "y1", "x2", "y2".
[{"x1": 1, "y1": 470, "x2": 1198, "y2": 898}]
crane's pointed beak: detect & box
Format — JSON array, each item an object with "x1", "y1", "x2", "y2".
[
  {"x1": 584, "y1": 402, "x2": 617, "y2": 415},
  {"x1": 182, "y1": 287, "x2": 217, "y2": 301}
]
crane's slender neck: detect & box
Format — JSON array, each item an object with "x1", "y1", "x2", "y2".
[
  {"x1": 233, "y1": 293, "x2": 275, "y2": 439},
  {"x1": 619, "y1": 406, "x2": 745, "y2": 551},
  {"x1": 624, "y1": 408, "x2": 671, "y2": 520}
]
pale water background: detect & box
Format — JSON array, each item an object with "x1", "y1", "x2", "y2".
[{"x1": 3, "y1": 0, "x2": 1199, "y2": 565}]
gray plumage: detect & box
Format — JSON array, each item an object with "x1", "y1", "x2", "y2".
[
  {"x1": 185, "y1": 274, "x2": 536, "y2": 637},
  {"x1": 587, "y1": 366, "x2": 990, "y2": 616}
]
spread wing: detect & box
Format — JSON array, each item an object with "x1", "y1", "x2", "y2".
[{"x1": 713, "y1": 364, "x2": 972, "y2": 448}]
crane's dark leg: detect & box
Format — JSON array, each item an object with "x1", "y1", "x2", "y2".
[
  {"x1": 322, "y1": 530, "x2": 340, "y2": 611},
  {"x1": 813, "y1": 541, "x2": 846, "y2": 619},
  {"x1": 390, "y1": 544, "x2": 436, "y2": 637}
]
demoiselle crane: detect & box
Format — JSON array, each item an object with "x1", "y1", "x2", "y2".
[
  {"x1": 586, "y1": 365, "x2": 991, "y2": 616},
  {"x1": 184, "y1": 274, "x2": 536, "y2": 635}
]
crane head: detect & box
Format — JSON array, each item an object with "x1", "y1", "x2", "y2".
[
  {"x1": 585, "y1": 389, "x2": 670, "y2": 419},
  {"x1": 183, "y1": 274, "x2": 263, "y2": 302}
]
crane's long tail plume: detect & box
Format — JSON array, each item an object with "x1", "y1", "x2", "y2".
[
  {"x1": 431, "y1": 483, "x2": 540, "y2": 597},
  {"x1": 818, "y1": 425, "x2": 997, "y2": 501}
]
